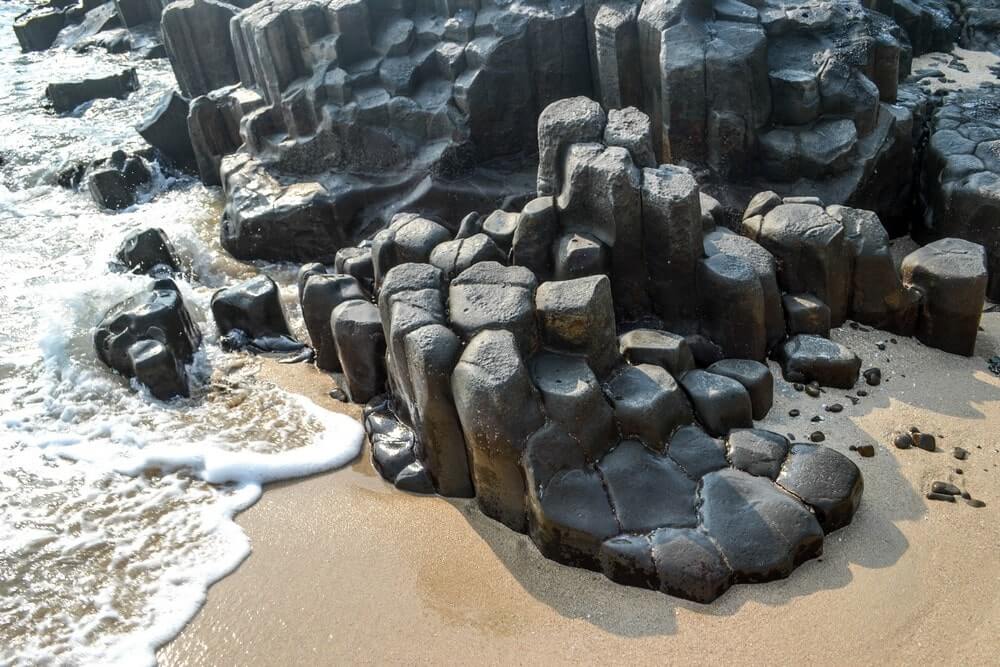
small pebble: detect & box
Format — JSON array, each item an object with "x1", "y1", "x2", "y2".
[
  {"x1": 956, "y1": 468, "x2": 963, "y2": 475},
  {"x1": 329, "y1": 387, "x2": 348, "y2": 402},
  {"x1": 953, "y1": 447, "x2": 968, "y2": 460},
  {"x1": 826, "y1": 403, "x2": 844, "y2": 413},
  {"x1": 789, "y1": 409, "x2": 800, "y2": 417},
  {"x1": 857, "y1": 389, "x2": 868, "y2": 397},
  {"x1": 961, "y1": 491, "x2": 971, "y2": 500},
  {"x1": 787, "y1": 433, "x2": 796, "y2": 441},
  {"x1": 811, "y1": 415, "x2": 823, "y2": 423},
  {"x1": 810, "y1": 431, "x2": 825, "y2": 443},
  {"x1": 909, "y1": 426, "x2": 920, "y2": 434},
  {"x1": 967, "y1": 498, "x2": 986, "y2": 508},
  {"x1": 793, "y1": 382, "x2": 804, "y2": 392},
  {"x1": 893, "y1": 433, "x2": 913, "y2": 449},
  {"x1": 805, "y1": 385, "x2": 821, "y2": 398},
  {"x1": 856, "y1": 444, "x2": 875, "y2": 457},
  {"x1": 927, "y1": 491, "x2": 956, "y2": 502},
  {"x1": 849, "y1": 445, "x2": 857, "y2": 451},
  {"x1": 876, "y1": 342, "x2": 886, "y2": 351},
  {"x1": 931, "y1": 481, "x2": 961, "y2": 495},
  {"x1": 915, "y1": 433, "x2": 936, "y2": 452},
  {"x1": 890, "y1": 338, "x2": 897, "y2": 344},
  {"x1": 845, "y1": 395, "x2": 860, "y2": 405}
]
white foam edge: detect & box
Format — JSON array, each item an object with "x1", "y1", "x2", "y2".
[{"x1": 27, "y1": 392, "x2": 364, "y2": 665}]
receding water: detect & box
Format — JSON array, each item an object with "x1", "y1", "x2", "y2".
[{"x1": 0, "y1": 5, "x2": 363, "y2": 664}]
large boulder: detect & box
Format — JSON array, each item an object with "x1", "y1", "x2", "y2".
[
  {"x1": 774, "y1": 334, "x2": 861, "y2": 388},
  {"x1": 46, "y1": 68, "x2": 139, "y2": 113},
  {"x1": 113, "y1": 228, "x2": 182, "y2": 276},
  {"x1": 211, "y1": 274, "x2": 292, "y2": 341},
  {"x1": 161, "y1": 0, "x2": 242, "y2": 99},
  {"x1": 94, "y1": 279, "x2": 202, "y2": 399},
  {"x1": 136, "y1": 91, "x2": 197, "y2": 174},
  {"x1": 901, "y1": 238, "x2": 987, "y2": 356}
]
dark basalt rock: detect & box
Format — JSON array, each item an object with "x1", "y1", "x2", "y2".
[
  {"x1": 112, "y1": 227, "x2": 182, "y2": 276},
  {"x1": 605, "y1": 364, "x2": 693, "y2": 450},
  {"x1": 901, "y1": 238, "x2": 988, "y2": 356},
  {"x1": 783, "y1": 293, "x2": 832, "y2": 338},
  {"x1": 300, "y1": 274, "x2": 367, "y2": 371},
  {"x1": 727, "y1": 429, "x2": 790, "y2": 481},
  {"x1": 679, "y1": 369, "x2": 753, "y2": 437},
  {"x1": 46, "y1": 68, "x2": 139, "y2": 113},
  {"x1": 598, "y1": 440, "x2": 697, "y2": 533},
  {"x1": 775, "y1": 335, "x2": 862, "y2": 389},
  {"x1": 700, "y1": 468, "x2": 824, "y2": 584},
  {"x1": 14, "y1": 7, "x2": 66, "y2": 52},
  {"x1": 532, "y1": 352, "x2": 617, "y2": 460},
  {"x1": 86, "y1": 153, "x2": 151, "y2": 210},
  {"x1": 706, "y1": 359, "x2": 773, "y2": 420},
  {"x1": 94, "y1": 278, "x2": 202, "y2": 399},
  {"x1": 331, "y1": 299, "x2": 386, "y2": 404},
  {"x1": 651, "y1": 527, "x2": 733, "y2": 603},
  {"x1": 211, "y1": 274, "x2": 293, "y2": 344},
  {"x1": 136, "y1": 90, "x2": 197, "y2": 174},
  {"x1": 535, "y1": 274, "x2": 618, "y2": 378},
  {"x1": 619, "y1": 328, "x2": 695, "y2": 377},
  {"x1": 777, "y1": 443, "x2": 864, "y2": 532},
  {"x1": 667, "y1": 425, "x2": 729, "y2": 479}
]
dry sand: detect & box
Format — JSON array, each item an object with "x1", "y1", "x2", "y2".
[{"x1": 159, "y1": 301, "x2": 1000, "y2": 666}]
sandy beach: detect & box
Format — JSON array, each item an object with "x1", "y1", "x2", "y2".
[{"x1": 159, "y1": 293, "x2": 1000, "y2": 665}]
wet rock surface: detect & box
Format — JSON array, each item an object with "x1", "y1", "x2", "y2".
[{"x1": 94, "y1": 278, "x2": 202, "y2": 399}]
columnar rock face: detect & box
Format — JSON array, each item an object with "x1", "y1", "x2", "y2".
[
  {"x1": 155, "y1": 0, "x2": 927, "y2": 262},
  {"x1": 921, "y1": 88, "x2": 1000, "y2": 302},
  {"x1": 332, "y1": 98, "x2": 898, "y2": 604}
]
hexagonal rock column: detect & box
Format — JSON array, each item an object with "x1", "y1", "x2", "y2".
[
  {"x1": 605, "y1": 364, "x2": 693, "y2": 450},
  {"x1": 301, "y1": 274, "x2": 367, "y2": 371},
  {"x1": 448, "y1": 262, "x2": 538, "y2": 357},
  {"x1": 211, "y1": 274, "x2": 293, "y2": 341},
  {"x1": 679, "y1": 369, "x2": 753, "y2": 437},
  {"x1": 373, "y1": 214, "x2": 452, "y2": 289},
  {"x1": 901, "y1": 238, "x2": 988, "y2": 356},
  {"x1": 452, "y1": 330, "x2": 545, "y2": 533},
  {"x1": 642, "y1": 165, "x2": 703, "y2": 330},
  {"x1": 774, "y1": 334, "x2": 861, "y2": 388},
  {"x1": 330, "y1": 299, "x2": 386, "y2": 404},
  {"x1": 697, "y1": 254, "x2": 767, "y2": 361},
  {"x1": 618, "y1": 329, "x2": 695, "y2": 377},
  {"x1": 743, "y1": 202, "x2": 851, "y2": 326},
  {"x1": 535, "y1": 274, "x2": 618, "y2": 378}
]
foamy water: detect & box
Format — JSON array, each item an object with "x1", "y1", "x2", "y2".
[{"x1": 0, "y1": 5, "x2": 363, "y2": 664}]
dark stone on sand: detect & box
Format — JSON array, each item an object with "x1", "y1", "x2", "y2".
[
  {"x1": 777, "y1": 443, "x2": 863, "y2": 532},
  {"x1": 211, "y1": 274, "x2": 292, "y2": 340},
  {"x1": 810, "y1": 431, "x2": 825, "y2": 443},
  {"x1": 863, "y1": 368, "x2": 882, "y2": 386},
  {"x1": 915, "y1": 432, "x2": 937, "y2": 452},
  {"x1": 953, "y1": 447, "x2": 969, "y2": 460},
  {"x1": 775, "y1": 335, "x2": 861, "y2": 389},
  {"x1": 826, "y1": 403, "x2": 844, "y2": 413},
  {"x1": 926, "y1": 491, "x2": 956, "y2": 502},
  {"x1": 856, "y1": 444, "x2": 875, "y2": 457},
  {"x1": 931, "y1": 481, "x2": 961, "y2": 496},
  {"x1": 893, "y1": 433, "x2": 913, "y2": 449},
  {"x1": 789, "y1": 409, "x2": 800, "y2": 417}
]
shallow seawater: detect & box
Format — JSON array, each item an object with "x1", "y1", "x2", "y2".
[{"x1": 0, "y1": 4, "x2": 362, "y2": 664}]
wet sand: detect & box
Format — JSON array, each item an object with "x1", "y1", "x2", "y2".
[{"x1": 159, "y1": 303, "x2": 1000, "y2": 666}]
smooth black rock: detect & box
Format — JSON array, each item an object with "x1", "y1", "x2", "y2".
[
  {"x1": 449, "y1": 262, "x2": 537, "y2": 357},
  {"x1": 211, "y1": 274, "x2": 292, "y2": 340},
  {"x1": 94, "y1": 279, "x2": 201, "y2": 399},
  {"x1": 901, "y1": 239, "x2": 988, "y2": 356},
  {"x1": 727, "y1": 429, "x2": 790, "y2": 480},
  {"x1": 856, "y1": 444, "x2": 875, "y2": 457},
  {"x1": 926, "y1": 491, "x2": 956, "y2": 502},
  {"x1": 775, "y1": 335, "x2": 861, "y2": 389},
  {"x1": 531, "y1": 352, "x2": 617, "y2": 461},
  {"x1": 810, "y1": 431, "x2": 826, "y2": 443},
  {"x1": 301, "y1": 274, "x2": 366, "y2": 371},
  {"x1": 597, "y1": 440, "x2": 697, "y2": 532},
  {"x1": 700, "y1": 469, "x2": 824, "y2": 583},
  {"x1": 394, "y1": 461, "x2": 435, "y2": 494},
  {"x1": 863, "y1": 367, "x2": 882, "y2": 386},
  {"x1": 136, "y1": 90, "x2": 197, "y2": 174},
  {"x1": 680, "y1": 370, "x2": 753, "y2": 437},
  {"x1": 619, "y1": 329, "x2": 695, "y2": 377},
  {"x1": 953, "y1": 447, "x2": 969, "y2": 460},
  {"x1": 452, "y1": 330, "x2": 544, "y2": 533},
  {"x1": 14, "y1": 7, "x2": 66, "y2": 52},
  {"x1": 931, "y1": 480, "x2": 961, "y2": 495},
  {"x1": 783, "y1": 293, "x2": 831, "y2": 337},
  {"x1": 666, "y1": 425, "x2": 729, "y2": 478},
  {"x1": 914, "y1": 432, "x2": 937, "y2": 452},
  {"x1": 606, "y1": 364, "x2": 693, "y2": 450},
  {"x1": 599, "y1": 534, "x2": 657, "y2": 589},
  {"x1": 113, "y1": 228, "x2": 181, "y2": 276},
  {"x1": 826, "y1": 403, "x2": 844, "y2": 413},
  {"x1": 651, "y1": 527, "x2": 733, "y2": 603},
  {"x1": 531, "y1": 467, "x2": 619, "y2": 570},
  {"x1": 535, "y1": 274, "x2": 618, "y2": 378},
  {"x1": 777, "y1": 443, "x2": 863, "y2": 532},
  {"x1": 331, "y1": 299, "x2": 386, "y2": 404},
  {"x1": 706, "y1": 359, "x2": 774, "y2": 420},
  {"x1": 46, "y1": 68, "x2": 139, "y2": 113}
]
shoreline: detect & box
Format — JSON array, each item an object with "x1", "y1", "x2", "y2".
[{"x1": 160, "y1": 318, "x2": 1000, "y2": 665}]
